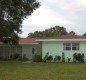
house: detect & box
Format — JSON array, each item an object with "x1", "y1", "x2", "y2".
[
  {"x1": 36, "y1": 35, "x2": 86, "y2": 62},
  {"x1": 0, "y1": 38, "x2": 41, "y2": 60},
  {"x1": 0, "y1": 35, "x2": 86, "y2": 62}
]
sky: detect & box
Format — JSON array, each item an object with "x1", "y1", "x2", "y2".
[{"x1": 21, "y1": 0, "x2": 86, "y2": 37}]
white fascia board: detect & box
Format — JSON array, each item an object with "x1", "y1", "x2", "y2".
[
  {"x1": 36, "y1": 39, "x2": 86, "y2": 42},
  {"x1": 19, "y1": 43, "x2": 39, "y2": 45}
]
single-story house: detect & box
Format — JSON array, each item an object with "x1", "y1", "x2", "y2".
[
  {"x1": 0, "y1": 38, "x2": 41, "y2": 60},
  {"x1": 0, "y1": 35, "x2": 86, "y2": 62},
  {"x1": 36, "y1": 35, "x2": 86, "y2": 62}
]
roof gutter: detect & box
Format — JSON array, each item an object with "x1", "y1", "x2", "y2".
[{"x1": 36, "y1": 39, "x2": 86, "y2": 42}]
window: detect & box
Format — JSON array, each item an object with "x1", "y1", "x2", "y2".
[
  {"x1": 72, "y1": 43, "x2": 79, "y2": 50},
  {"x1": 63, "y1": 43, "x2": 71, "y2": 50},
  {"x1": 63, "y1": 43, "x2": 80, "y2": 51}
]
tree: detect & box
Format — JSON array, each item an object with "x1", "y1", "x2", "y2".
[
  {"x1": 83, "y1": 33, "x2": 86, "y2": 36},
  {"x1": 0, "y1": 0, "x2": 40, "y2": 44},
  {"x1": 69, "y1": 31, "x2": 76, "y2": 35},
  {"x1": 28, "y1": 26, "x2": 68, "y2": 38}
]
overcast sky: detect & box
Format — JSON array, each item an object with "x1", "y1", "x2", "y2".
[{"x1": 21, "y1": 0, "x2": 86, "y2": 37}]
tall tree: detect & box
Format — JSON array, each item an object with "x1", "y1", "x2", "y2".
[
  {"x1": 0, "y1": 0, "x2": 40, "y2": 44},
  {"x1": 83, "y1": 33, "x2": 86, "y2": 36},
  {"x1": 69, "y1": 31, "x2": 76, "y2": 35},
  {"x1": 28, "y1": 26, "x2": 68, "y2": 38}
]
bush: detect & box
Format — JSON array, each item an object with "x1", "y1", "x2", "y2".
[
  {"x1": 22, "y1": 54, "x2": 28, "y2": 61},
  {"x1": 77, "y1": 53, "x2": 81, "y2": 62},
  {"x1": 10, "y1": 53, "x2": 21, "y2": 60},
  {"x1": 54, "y1": 55, "x2": 58, "y2": 61},
  {"x1": 73, "y1": 52, "x2": 77, "y2": 62},
  {"x1": 62, "y1": 52, "x2": 65, "y2": 62},
  {"x1": 0, "y1": 56, "x2": 4, "y2": 61},
  {"x1": 67, "y1": 57, "x2": 71, "y2": 62},
  {"x1": 81, "y1": 53, "x2": 84, "y2": 62},
  {"x1": 54, "y1": 55, "x2": 61, "y2": 62},
  {"x1": 33, "y1": 55, "x2": 42, "y2": 62},
  {"x1": 73, "y1": 53, "x2": 84, "y2": 63},
  {"x1": 57, "y1": 56, "x2": 61, "y2": 61},
  {"x1": 47, "y1": 55, "x2": 53, "y2": 60},
  {"x1": 43, "y1": 52, "x2": 49, "y2": 62}
]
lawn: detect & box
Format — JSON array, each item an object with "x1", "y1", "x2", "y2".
[{"x1": 0, "y1": 61, "x2": 86, "y2": 80}]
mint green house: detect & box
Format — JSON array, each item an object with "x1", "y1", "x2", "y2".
[
  {"x1": 37, "y1": 35, "x2": 86, "y2": 62},
  {"x1": 0, "y1": 38, "x2": 41, "y2": 60},
  {"x1": 0, "y1": 35, "x2": 86, "y2": 62}
]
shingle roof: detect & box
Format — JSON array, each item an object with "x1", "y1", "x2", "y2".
[
  {"x1": 46, "y1": 35, "x2": 86, "y2": 39},
  {"x1": 19, "y1": 35, "x2": 86, "y2": 44},
  {"x1": 19, "y1": 38, "x2": 38, "y2": 44}
]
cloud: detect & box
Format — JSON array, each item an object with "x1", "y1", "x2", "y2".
[
  {"x1": 21, "y1": 0, "x2": 86, "y2": 37},
  {"x1": 76, "y1": 0, "x2": 86, "y2": 8}
]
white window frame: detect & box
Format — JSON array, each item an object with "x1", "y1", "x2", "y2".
[
  {"x1": 72, "y1": 43, "x2": 80, "y2": 51},
  {"x1": 63, "y1": 43, "x2": 71, "y2": 51},
  {"x1": 63, "y1": 43, "x2": 80, "y2": 51}
]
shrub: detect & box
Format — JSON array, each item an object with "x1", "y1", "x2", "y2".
[
  {"x1": 73, "y1": 52, "x2": 77, "y2": 62},
  {"x1": 47, "y1": 55, "x2": 53, "y2": 60},
  {"x1": 54, "y1": 55, "x2": 58, "y2": 61},
  {"x1": 43, "y1": 52, "x2": 49, "y2": 62},
  {"x1": 81, "y1": 53, "x2": 84, "y2": 62},
  {"x1": 73, "y1": 53, "x2": 84, "y2": 63},
  {"x1": 62, "y1": 52, "x2": 65, "y2": 62},
  {"x1": 77, "y1": 53, "x2": 81, "y2": 62},
  {"x1": 10, "y1": 53, "x2": 21, "y2": 60},
  {"x1": 67, "y1": 57, "x2": 71, "y2": 62},
  {"x1": 33, "y1": 55, "x2": 42, "y2": 62},
  {"x1": 22, "y1": 54, "x2": 28, "y2": 61},
  {"x1": 0, "y1": 56, "x2": 4, "y2": 61},
  {"x1": 57, "y1": 56, "x2": 61, "y2": 61}
]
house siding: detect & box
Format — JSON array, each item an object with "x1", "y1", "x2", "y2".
[
  {"x1": 42, "y1": 41, "x2": 86, "y2": 62},
  {"x1": 0, "y1": 44, "x2": 41, "y2": 60},
  {"x1": 21, "y1": 44, "x2": 42, "y2": 60},
  {"x1": 0, "y1": 45, "x2": 22, "y2": 59}
]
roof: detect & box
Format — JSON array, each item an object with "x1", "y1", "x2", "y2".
[
  {"x1": 36, "y1": 35, "x2": 86, "y2": 42},
  {"x1": 19, "y1": 38, "x2": 38, "y2": 44},
  {"x1": 46, "y1": 35, "x2": 86, "y2": 39}
]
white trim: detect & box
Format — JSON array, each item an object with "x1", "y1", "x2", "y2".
[
  {"x1": 19, "y1": 43, "x2": 39, "y2": 45},
  {"x1": 0, "y1": 43, "x2": 39, "y2": 45},
  {"x1": 36, "y1": 39, "x2": 86, "y2": 42}
]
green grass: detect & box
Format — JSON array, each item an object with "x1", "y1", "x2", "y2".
[{"x1": 0, "y1": 61, "x2": 86, "y2": 80}]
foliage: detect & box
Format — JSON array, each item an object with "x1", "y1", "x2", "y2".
[
  {"x1": 62, "y1": 52, "x2": 65, "y2": 62},
  {"x1": 28, "y1": 26, "x2": 68, "y2": 38},
  {"x1": 77, "y1": 53, "x2": 82, "y2": 62},
  {"x1": 43, "y1": 52, "x2": 49, "y2": 62},
  {"x1": 83, "y1": 33, "x2": 86, "y2": 36},
  {"x1": 57, "y1": 56, "x2": 61, "y2": 61},
  {"x1": 22, "y1": 54, "x2": 28, "y2": 61},
  {"x1": 73, "y1": 52, "x2": 77, "y2": 62},
  {"x1": 0, "y1": 0, "x2": 40, "y2": 44},
  {"x1": 33, "y1": 55, "x2": 42, "y2": 62},
  {"x1": 81, "y1": 53, "x2": 84, "y2": 62},
  {"x1": 69, "y1": 31, "x2": 76, "y2": 35},
  {"x1": 47, "y1": 55, "x2": 53, "y2": 60},
  {"x1": 67, "y1": 57, "x2": 71, "y2": 62},
  {"x1": 73, "y1": 53, "x2": 84, "y2": 62},
  {"x1": 54, "y1": 55, "x2": 58, "y2": 61},
  {"x1": 54, "y1": 55, "x2": 61, "y2": 61},
  {"x1": 10, "y1": 53, "x2": 21, "y2": 60}
]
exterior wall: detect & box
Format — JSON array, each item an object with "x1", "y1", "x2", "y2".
[
  {"x1": 42, "y1": 41, "x2": 86, "y2": 62},
  {"x1": 0, "y1": 44, "x2": 42, "y2": 60},
  {"x1": 21, "y1": 44, "x2": 42, "y2": 60},
  {"x1": 0, "y1": 45, "x2": 22, "y2": 59}
]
